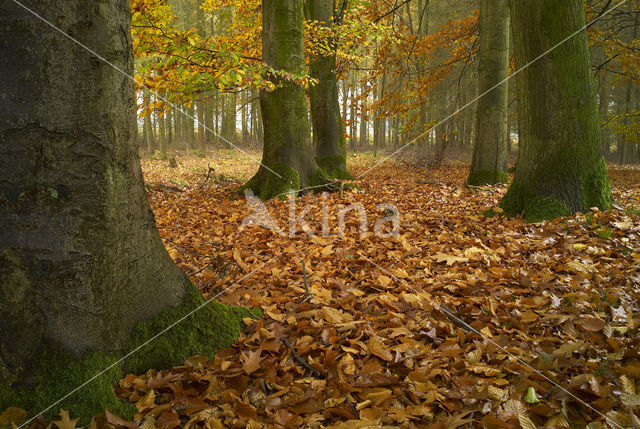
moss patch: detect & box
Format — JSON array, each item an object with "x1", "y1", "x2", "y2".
[
  {"x1": 240, "y1": 163, "x2": 301, "y2": 200},
  {"x1": 0, "y1": 284, "x2": 252, "y2": 426},
  {"x1": 499, "y1": 181, "x2": 536, "y2": 217},
  {"x1": 524, "y1": 197, "x2": 572, "y2": 223},
  {"x1": 467, "y1": 169, "x2": 509, "y2": 186},
  {"x1": 315, "y1": 155, "x2": 353, "y2": 180},
  {"x1": 0, "y1": 348, "x2": 134, "y2": 426},
  {"x1": 126, "y1": 284, "x2": 247, "y2": 374},
  {"x1": 582, "y1": 157, "x2": 612, "y2": 210}
]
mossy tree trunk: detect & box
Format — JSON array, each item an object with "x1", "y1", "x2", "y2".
[
  {"x1": 500, "y1": 0, "x2": 611, "y2": 222},
  {"x1": 243, "y1": 0, "x2": 329, "y2": 199},
  {"x1": 0, "y1": 0, "x2": 245, "y2": 421},
  {"x1": 304, "y1": 0, "x2": 352, "y2": 179},
  {"x1": 468, "y1": 0, "x2": 509, "y2": 185}
]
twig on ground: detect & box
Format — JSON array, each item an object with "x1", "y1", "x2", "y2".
[
  {"x1": 281, "y1": 338, "x2": 325, "y2": 379},
  {"x1": 200, "y1": 165, "x2": 216, "y2": 190}
]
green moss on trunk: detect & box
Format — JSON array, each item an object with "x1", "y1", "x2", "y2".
[
  {"x1": 0, "y1": 284, "x2": 250, "y2": 425},
  {"x1": 315, "y1": 155, "x2": 353, "y2": 180},
  {"x1": 0, "y1": 349, "x2": 134, "y2": 425},
  {"x1": 467, "y1": 169, "x2": 509, "y2": 186},
  {"x1": 582, "y1": 157, "x2": 612, "y2": 210},
  {"x1": 240, "y1": 163, "x2": 301, "y2": 200}
]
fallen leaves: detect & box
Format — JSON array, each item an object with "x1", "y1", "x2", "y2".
[{"x1": 13, "y1": 155, "x2": 640, "y2": 428}]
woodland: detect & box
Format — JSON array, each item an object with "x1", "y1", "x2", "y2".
[{"x1": 1, "y1": 0, "x2": 640, "y2": 428}]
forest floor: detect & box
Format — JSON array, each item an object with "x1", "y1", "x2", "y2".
[{"x1": 70, "y1": 152, "x2": 640, "y2": 428}]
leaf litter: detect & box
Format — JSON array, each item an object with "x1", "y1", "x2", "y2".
[{"x1": 15, "y1": 155, "x2": 640, "y2": 428}]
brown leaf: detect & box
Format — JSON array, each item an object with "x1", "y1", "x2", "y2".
[{"x1": 241, "y1": 348, "x2": 262, "y2": 375}]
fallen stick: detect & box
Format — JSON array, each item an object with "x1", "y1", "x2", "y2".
[{"x1": 281, "y1": 338, "x2": 325, "y2": 379}]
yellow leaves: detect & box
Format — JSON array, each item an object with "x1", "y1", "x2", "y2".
[
  {"x1": 434, "y1": 252, "x2": 469, "y2": 266},
  {"x1": 322, "y1": 306, "x2": 351, "y2": 324},
  {"x1": 136, "y1": 155, "x2": 640, "y2": 428},
  {"x1": 367, "y1": 336, "x2": 393, "y2": 362},
  {"x1": 0, "y1": 408, "x2": 26, "y2": 427},
  {"x1": 53, "y1": 409, "x2": 78, "y2": 429},
  {"x1": 376, "y1": 274, "x2": 392, "y2": 288},
  {"x1": 360, "y1": 388, "x2": 392, "y2": 406},
  {"x1": 555, "y1": 340, "x2": 586, "y2": 357},
  {"x1": 136, "y1": 389, "x2": 157, "y2": 412}
]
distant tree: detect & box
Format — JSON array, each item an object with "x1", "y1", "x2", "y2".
[
  {"x1": 468, "y1": 0, "x2": 509, "y2": 185},
  {"x1": 242, "y1": 0, "x2": 330, "y2": 199},
  {"x1": 500, "y1": 0, "x2": 611, "y2": 221},
  {"x1": 0, "y1": 0, "x2": 244, "y2": 420}
]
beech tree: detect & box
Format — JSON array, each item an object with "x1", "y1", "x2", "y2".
[
  {"x1": 468, "y1": 0, "x2": 510, "y2": 185},
  {"x1": 0, "y1": 0, "x2": 245, "y2": 420},
  {"x1": 305, "y1": 0, "x2": 353, "y2": 179},
  {"x1": 500, "y1": 0, "x2": 611, "y2": 221},
  {"x1": 242, "y1": 0, "x2": 330, "y2": 199}
]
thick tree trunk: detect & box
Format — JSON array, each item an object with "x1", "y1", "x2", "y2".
[
  {"x1": 468, "y1": 0, "x2": 509, "y2": 185},
  {"x1": 500, "y1": 0, "x2": 611, "y2": 221},
  {"x1": 304, "y1": 0, "x2": 352, "y2": 179},
  {"x1": 0, "y1": 0, "x2": 244, "y2": 420},
  {"x1": 242, "y1": 0, "x2": 329, "y2": 199}
]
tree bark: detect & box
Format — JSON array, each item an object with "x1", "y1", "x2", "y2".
[
  {"x1": 143, "y1": 92, "x2": 156, "y2": 155},
  {"x1": 0, "y1": 0, "x2": 244, "y2": 420},
  {"x1": 158, "y1": 105, "x2": 168, "y2": 159},
  {"x1": 242, "y1": 0, "x2": 330, "y2": 199},
  {"x1": 304, "y1": 0, "x2": 352, "y2": 179},
  {"x1": 500, "y1": 0, "x2": 611, "y2": 221},
  {"x1": 468, "y1": 0, "x2": 509, "y2": 185}
]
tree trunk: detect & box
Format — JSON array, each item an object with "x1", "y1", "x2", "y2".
[
  {"x1": 304, "y1": 0, "x2": 352, "y2": 179},
  {"x1": 500, "y1": 0, "x2": 611, "y2": 221},
  {"x1": 158, "y1": 105, "x2": 167, "y2": 159},
  {"x1": 186, "y1": 103, "x2": 195, "y2": 150},
  {"x1": 0, "y1": 0, "x2": 244, "y2": 420},
  {"x1": 143, "y1": 92, "x2": 156, "y2": 155},
  {"x1": 197, "y1": 100, "x2": 206, "y2": 152},
  {"x1": 598, "y1": 71, "x2": 611, "y2": 157},
  {"x1": 468, "y1": 0, "x2": 509, "y2": 185},
  {"x1": 242, "y1": 0, "x2": 329, "y2": 199},
  {"x1": 166, "y1": 107, "x2": 173, "y2": 146}
]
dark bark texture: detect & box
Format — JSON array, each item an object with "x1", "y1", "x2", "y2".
[
  {"x1": 243, "y1": 0, "x2": 329, "y2": 199},
  {"x1": 468, "y1": 0, "x2": 510, "y2": 185},
  {"x1": 305, "y1": 0, "x2": 352, "y2": 179},
  {"x1": 0, "y1": 0, "x2": 243, "y2": 420},
  {"x1": 500, "y1": 0, "x2": 611, "y2": 222}
]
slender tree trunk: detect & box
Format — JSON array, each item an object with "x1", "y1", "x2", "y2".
[
  {"x1": 167, "y1": 107, "x2": 173, "y2": 147},
  {"x1": 197, "y1": 100, "x2": 206, "y2": 152},
  {"x1": 174, "y1": 105, "x2": 182, "y2": 144},
  {"x1": 468, "y1": 0, "x2": 509, "y2": 184},
  {"x1": 0, "y1": 0, "x2": 244, "y2": 420},
  {"x1": 186, "y1": 104, "x2": 195, "y2": 150},
  {"x1": 304, "y1": 0, "x2": 352, "y2": 178},
  {"x1": 500, "y1": 0, "x2": 611, "y2": 221},
  {"x1": 158, "y1": 107, "x2": 167, "y2": 159},
  {"x1": 598, "y1": 71, "x2": 611, "y2": 157},
  {"x1": 143, "y1": 92, "x2": 156, "y2": 155},
  {"x1": 242, "y1": 0, "x2": 330, "y2": 199}
]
